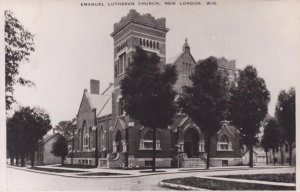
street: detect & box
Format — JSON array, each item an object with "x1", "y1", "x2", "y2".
[{"x1": 6, "y1": 166, "x2": 295, "y2": 191}]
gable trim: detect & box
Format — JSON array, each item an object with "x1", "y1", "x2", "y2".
[
  {"x1": 217, "y1": 125, "x2": 232, "y2": 135},
  {"x1": 110, "y1": 117, "x2": 127, "y2": 132},
  {"x1": 77, "y1": 92, "x2": 93, "y2": 117}
]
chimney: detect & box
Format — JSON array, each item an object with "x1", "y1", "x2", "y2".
[{"x1": 90, "y1": 79, "x2": 100, "y2": 95}]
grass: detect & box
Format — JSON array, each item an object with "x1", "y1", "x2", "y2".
[
  {"x1": 56, "y1": 164, "x2": 97, "y2": 169},
  {"x1": 78, "y1": 172, "x2": 129, "y2": 176},
  {"x1": 162, "y1": 177, "x2": 296, "y2": 190},
  {"x1": 215, "y1": 173, "x2": 296, "y2": 183},
  {"x1": 30, "y1": 167, "x2": 86, "y2": 173},
  {"x1": 139, "y1": 170, "x2": 166, "y2": 173}
]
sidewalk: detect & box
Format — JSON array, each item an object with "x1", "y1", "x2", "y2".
[{"x1": 7, "y1": 164, "x2": 294, "y2": 179}]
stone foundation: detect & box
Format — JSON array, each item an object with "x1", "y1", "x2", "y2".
[{"x1": 209, "y1": 158, "x2": 242, "y2": 167}]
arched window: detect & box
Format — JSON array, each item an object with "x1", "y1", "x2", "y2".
[
  {"x1": 143, "y1": 39, "x2": 145, "y2": 46},
  {"x1": 146, "y1": 40, "x2": 149, "y2": 47},
  {"x1": 144, "y1": 131, "x2": 153, "y2": 140},
  {"x1": 156, "y1": 42, "x2": 159, "y2": 49},
  {"x1": 82, "y1": 121, "x2": 90, "y2": 151},
  {"x1": 150, "y1": 41, "x2": 152, "y2": 48},
  {"x1": 140, "y1": 38, "x2": 142, "y2": 45},
  {"x1": 153, "y1": 41, "x2": 156, "y2": 49},
  {"x1": 100, "y1": 125, "x2": 105, "y2": 147},
  {"x1": 217, "y1": 135, "x2": 232, "y2": 151}
]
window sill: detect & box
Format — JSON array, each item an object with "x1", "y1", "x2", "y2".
[
  {"x1": 217, "y1": 149, "x2": 233, "y2": 152},
  {"x1": 139, "y1": 148, "x2": 162, "y2": 151},
  {"x1": 117, "y1": 73, "x2": 125, "y2": 77}
]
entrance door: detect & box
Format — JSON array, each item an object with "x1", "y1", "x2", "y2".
[
  {"x1": 116, "y1": 130, "x2": 123, "y2": 153},
  {"x1": 184, "y1": 128, "x2": 199, "y2": 158}
]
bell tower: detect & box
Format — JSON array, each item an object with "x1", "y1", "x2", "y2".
[{"x1": 110, "y1": 10, "x2": 169, "y2": 119}]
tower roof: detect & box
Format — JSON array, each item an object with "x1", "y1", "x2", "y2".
[
  {"x1": 111, "y1": 9, "x2": 168, "y2": 37},
  {"x1": 182, "y1": 38, "x2": 190, "y2": 53}
]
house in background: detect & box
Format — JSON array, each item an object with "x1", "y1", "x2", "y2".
[
  {"x1": 35, "y1": 132, "x2": 62, "y2": 165},
  {"x1": 242, "y1": 146, "x2": 267, "y2": 166},
  {"x1": 267, "y1": 142, "x2": 296, "y2": 165}
]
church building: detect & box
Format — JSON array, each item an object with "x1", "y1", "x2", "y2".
[{"x1": 70, "y1": 9, "x2": 242, "y2": 168}]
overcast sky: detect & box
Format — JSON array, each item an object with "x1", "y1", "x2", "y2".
[{"x1": 4, "y1": 0, "x2": 300, "y2": 126}]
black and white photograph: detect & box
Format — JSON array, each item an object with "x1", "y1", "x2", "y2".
[{"x1": 1, "y1": 0, "x2": 298, "y2": 191}]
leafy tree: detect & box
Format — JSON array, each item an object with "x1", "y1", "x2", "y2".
[
  {"x1": 5, "y1": 10, "x2": 35, "y2": 110},
  {"x1": 6, "y1": 106, "x2": 52, "y2": 167},
  {"x1": 178, "y1": 56, "x2": 230, "y2": 169},
  {"x1": 121, "y1": 47, "x2": 177, "y2": 171},
  {"x1": 275, "y1": 87, "x2": 295, "y2": 166},
  {"x1": 261, "y1": 118, "x2": 281, "y2": 166},
  {"x1": 260, "y1": 137, "x2": 269, "y2": 165},
  {"x1": 229, "y1": 66, "x2": 270, "y2": 167},
  {"x1": 54, "y1": 120, "x2": 73, "y2": 139},
  {"x1": 51, "y1": 136, "x2": 68, "y2": 165},
  {"x1": 7, "y1": 118, "x2": 20, "y2": 165}
]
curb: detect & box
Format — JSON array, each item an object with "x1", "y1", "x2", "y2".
[
  {"x1": 7, "y1": 165, "x2": 295, "y2": 179},
  {"x1": 7, "y1": 165, "x2": 138, "y2": 179},
  {"x1": 158, "y1": 181, "x2": 207, "y2": 191}
]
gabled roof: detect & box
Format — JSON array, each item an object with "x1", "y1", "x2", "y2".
[
  {"x1": 97, "y1": 96, "x2": 112, "y2": 117},
  {"x1": 101, "y1": 82, "x2": 114, "y2": 95},
  {"x1": 77, "y1": 82, "x2": 113, "y2": 118},
  {"x1": 41, "y1": 132, "x2": 61, "y2": 145},
  {"x1": 169, "y1": 114, "x2": 188, "y2": 132},
  {"x1": 166, "y1": 53, "x2": 182, "y2": 64},
  {"x1": 110, "y1": 116, "x2": 127, "y2": 132},
  {"x1": 166, "y1": 50, "x2": 197, "y2": 66},
  {"x1": 217, "y1": 121, "x2": 238, "y2": 135}
]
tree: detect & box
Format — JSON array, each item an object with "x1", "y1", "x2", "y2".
[
  {"x1": 54, "y1": 120, "x2": 73, "y2": 139},
  {"x1": 121, "y1": 47, "x2": 177, "y2": 171},
  {"x1": 230, "y1": 66, "x2": 270, "y2": 168},
  {"x1": 178, "y1": 56, "x2": 230, "y2": 169},
  {"x1": 261, "y1": 118, "x2": 281, "y2": 166},
  {"x1": 51, "y1": 136, "x2": 68, "y2": 165},
  {"x1": 275, "y1": 87, "x2": 295, "y2": 166},
  {"x1": 5, "y1": 10, "x2": 35, "y2": 111},
  {"x1": 7, "y1": 118, "x2": 20, "y2": 165},
  {"x1": 6, "y1": 106, "x2": 52, "y2": 167}
]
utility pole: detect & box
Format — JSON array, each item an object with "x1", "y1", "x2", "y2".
[
  {"x1": 95, "y1": 126, "x2": 99, "y2": 167},
  {"x1": 71, "y1": 127, "x2": 74, "y2": 165}
]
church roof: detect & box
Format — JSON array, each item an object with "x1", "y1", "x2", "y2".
[
  {"x1": 166, "y1": 53, "x2": 182, "y2": 64},
  {"x1": 86, "y1": 93, "x2": 110, "y2": 112},
  {"x1": 166, "y1": 38, "x2": 196, "y2": 65},
  {"x1": 217, "y1": 121, "x2": 239, "y2": 135},
  {"x1": 80, "y1": 82, "x2": 114, "y2": 118},
  {"x1": 96, "y1": 96, "x2": 112, "y2": 117},
  {"x1": 169, "y1": 113, "x2": 188, "y2": 132},
  {"x1": 41, "y1": 132, "x2": 61, "y2": 145}
]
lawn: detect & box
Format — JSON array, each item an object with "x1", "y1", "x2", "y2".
[
  {"x1": 139, "y1": 170, "x2": 166, "y2": 173},
  {"x1": 162, "y1": 177, "x2": 296, "y2": 190},
  {"x1": 78, "y1": 172, "x2": 129, "y2": 176},
  {"x1": 30, "y1": 167, "x2": 86, "y2": 173},
  {"x1": 215, "y1": 173, "x2": 295, "y2": 183},
  {"x1": 56, "y1": 164, "x2": 97, "y2": 169}
]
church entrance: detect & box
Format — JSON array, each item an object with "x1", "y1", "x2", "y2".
[
  {"x1": 116, "y1": 130, "x2": 123, "y2": 153},
  {"x1": 184, "y1": 128, "x2": 199, "y2": 158}
]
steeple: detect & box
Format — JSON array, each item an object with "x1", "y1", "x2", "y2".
[{"x1": 182, "y1": 38, "x2": 190, "y2": 53}]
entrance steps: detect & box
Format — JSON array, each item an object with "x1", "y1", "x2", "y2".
[{"x1": 181, "y1": 154, "x2": 206, "y2": 168}]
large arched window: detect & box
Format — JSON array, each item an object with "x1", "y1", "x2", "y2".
[
  {"x1": 139, "y1": 130, "x2": 161, "y2": 150},
  {"x1": 217, "y1": 135, "x2": 232, "y2": 151},
  {"x1": 100, "y1": 125, "x2": 105, "y2": 148},
  {"x1": 82, "y1": 121, "x2": 90, "y2": 151}
]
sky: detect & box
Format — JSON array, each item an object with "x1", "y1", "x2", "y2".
[{"x1": 3, "y1": 0, "x2": 300, "y2": 126}]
